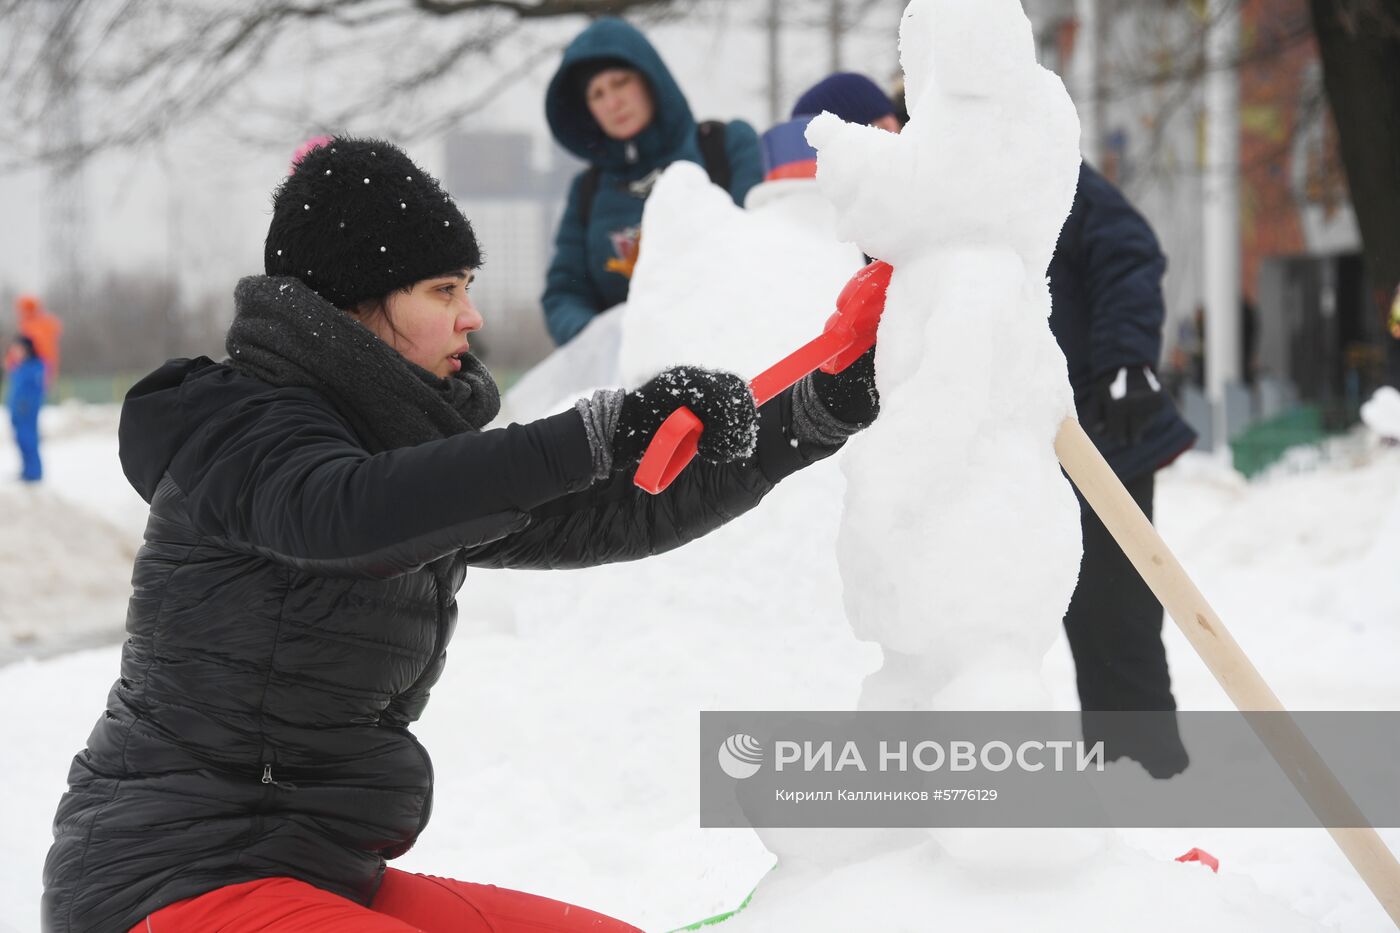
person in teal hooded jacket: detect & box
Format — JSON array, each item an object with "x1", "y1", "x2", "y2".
[{"x1": 542, "y1": 17, "x2": 763, "y2": 346}]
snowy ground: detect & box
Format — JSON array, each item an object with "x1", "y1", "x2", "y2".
[{"x1": 1, "y1": 400, "x2": 1398, "y2": 931}]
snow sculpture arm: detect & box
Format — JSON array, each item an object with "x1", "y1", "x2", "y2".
[{"x1": 805, "y1": 112, "x2": 914, "y2": 262}]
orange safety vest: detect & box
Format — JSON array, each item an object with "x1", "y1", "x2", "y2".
[{"x1": 14, "y1": 294, "x2": 62, "y2": 381}]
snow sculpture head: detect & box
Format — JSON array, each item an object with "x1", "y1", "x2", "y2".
[{"x1": 806, "y1": 0, "x2": 1081, "y2": 275}]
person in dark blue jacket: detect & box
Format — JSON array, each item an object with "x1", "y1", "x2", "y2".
[
  {"x1": 7, "y1": 335, "x2": 45, "y2": 482},
  {"x1": 1049, "y1": 162, "x2": 1197, "y2": 778},
  {"x1": 542, "y1": 17, "x2": 763, "y2": 346}
]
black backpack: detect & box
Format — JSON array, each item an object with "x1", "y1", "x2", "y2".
[{"x1": 577, "y1": 120, "x2": 731, "y2": 228}]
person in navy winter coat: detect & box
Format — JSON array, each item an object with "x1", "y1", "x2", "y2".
[
  {"x1": 1049, "y1": 162, "x2": 1197, "y2": 778},
  {"x1": 542, "y1": 17, "x2": 763, "y2": 346},
  {"x1": 7, "y1": 335, "x2": 45, "y2": 482}
]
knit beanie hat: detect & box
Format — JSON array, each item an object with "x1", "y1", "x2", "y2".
[
  {"x1": 264, "y1": 136, "x2": 481, "y2": 310},
  {"x1": 792, "y1": 72, "x2": 896, "y2": 126}
]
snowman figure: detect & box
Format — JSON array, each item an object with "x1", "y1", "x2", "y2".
[
  {"x1": 719, "y1": 5, "x2": 1331, "y2": 929},
  {"x1": 808, "y1": 0, "x2": 1083, "y2": 716},
  {"x1": 749, "y1": 0, "x2": 1094, "y2": 880}
]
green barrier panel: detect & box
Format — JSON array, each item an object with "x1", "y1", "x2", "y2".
[
  {"x1": 50, "y1": 374, "x2": 144, "y2": 405},
  {"x1": 1228, "y1": 405, "x2": 1337, "y2": 479}
]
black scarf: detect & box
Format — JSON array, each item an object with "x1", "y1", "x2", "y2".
[{"x1": 225, "y1": 275, "x2": 500, "y2": 453}]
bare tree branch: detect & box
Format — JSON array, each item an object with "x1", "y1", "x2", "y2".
[
  {"x1": 410, "y1": 0, "x2": 673, "y2": 15},
  {"x1": 0, "y1": 0, "x2": 693, "y2": 172}
]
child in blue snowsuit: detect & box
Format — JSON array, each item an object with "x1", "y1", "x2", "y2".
[{"x1": 7, "y1": 336, "x2": 45, "y2": 482}]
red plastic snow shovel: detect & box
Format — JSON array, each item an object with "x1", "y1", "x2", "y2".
[{"x1": 633, "y1": 261, "x2": 893, "y2": 495}]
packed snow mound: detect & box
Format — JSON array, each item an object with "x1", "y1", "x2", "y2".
[
  {"x1": 0, "y1": 483, "x2": 136, "y2": 664},
  {"x1": 724, "y1": 839, "x2": 1321, "y2": 933},
  {"x1": 0, "y1": 404, "x2": 145, "y2": 665},
  {"x1": 496, "y1": 163, "x2": 865, "y2": 425},
  {"x1": 621, "y1": 162, "x2": 864, "y2": 385},
  {"x1": 1361, "y1": 386, "x2": 1400, "y2": 441}
]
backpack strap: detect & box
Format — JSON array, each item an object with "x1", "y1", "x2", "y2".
[
  {"x1": 577, "y1": 121, "x2": 731, "y2": 229},
  {"x1": 577, "y1": 165, "x2": 603, "y2": 230},
  {"x1": 696, "y1": 120, "x2": 731, "y2": 192}
]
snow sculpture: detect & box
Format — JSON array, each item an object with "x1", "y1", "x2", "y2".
[
  {"x1": 496, "y1": 162, "x2": 864, "y2": 424},
  {"x1": 724, "y1": 3, "x2": 1322, "y2": 929},
  {"x1": 742, "y1": 0, "x2": 1090, "y2": 884},
  {"x1": 811, "y1": 0, "x2": 1083, "y2": 716},
  {"x1": 620, "y1": 163, "x2": 864, "y2": 386}
]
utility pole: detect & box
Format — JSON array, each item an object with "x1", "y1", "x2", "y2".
[
  {"x1": 829, "y1": 0, "x2": 844, "y2": 73},
  {"x1": 1070, "y1": 0, "x2": 1100, "y2": 165},
  {"x1": 1202, "y1": 0, "x2": 1242, "y2": 452},
  {"x1": 767, "y1": 0, "x2": 783, "y2": 125}
]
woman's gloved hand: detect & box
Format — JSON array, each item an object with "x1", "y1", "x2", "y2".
[
  {"x1": 613, "y1": 366, "x2": 759, "y2": 467},
  {"x1": 809, "y1": 345, "x2": 879, "y2": 427}
]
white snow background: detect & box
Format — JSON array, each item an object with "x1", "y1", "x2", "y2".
[{"x1": 5, "y1": 21, "x2": 1400, "y2": 931}]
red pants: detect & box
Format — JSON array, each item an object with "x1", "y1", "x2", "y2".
[{"x1": 131, "y1": 869, "x2": 645, "y2": 932}]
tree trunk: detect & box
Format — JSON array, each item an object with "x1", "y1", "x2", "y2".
[{"x1": 1308, "y1": 0, "x2": 1400, "y2": 384}]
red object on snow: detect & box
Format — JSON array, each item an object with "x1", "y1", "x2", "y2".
[
  {"x1": 633, "y1": 260, "x2": 893, "y2": 495},
  {"x1": 1176, "y1": 847, "x2": 1220, "y2": 872}
]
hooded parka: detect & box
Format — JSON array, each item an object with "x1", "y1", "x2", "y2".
[
  {"x1": 41, "y1": 284, "x2": 838, "y2": 933},
  {"x1": 542, "y1": 17, "x2": 764, "y2": 346}
]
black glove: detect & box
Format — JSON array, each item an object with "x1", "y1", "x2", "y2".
[
  {"x1": 1083, "y1": 366, "x2": 1165, "y2": 446},
  {"x1": 808, "y1": 345, "x2": 880, "y2": 427},
  {"x1": 613, "y1": 366, "x2": 759, "y2": 466}
]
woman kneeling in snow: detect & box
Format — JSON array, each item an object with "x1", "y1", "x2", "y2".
[{"x1": 40, "y1": 137, "x2": 879, "y2": 933}]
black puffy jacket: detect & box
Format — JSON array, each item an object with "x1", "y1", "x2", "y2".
[{"x1": 42, "y1": 356, "x2": 837, "y2": 933}]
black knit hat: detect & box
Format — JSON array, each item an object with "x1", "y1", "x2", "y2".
[{"x1": 264, "y1": 136, "x2": 481, "y2": 309}]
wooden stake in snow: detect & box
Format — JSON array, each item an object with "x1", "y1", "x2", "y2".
[{"x1": 1054, "y1": 416, "x2": 1400, "y2": 929}]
